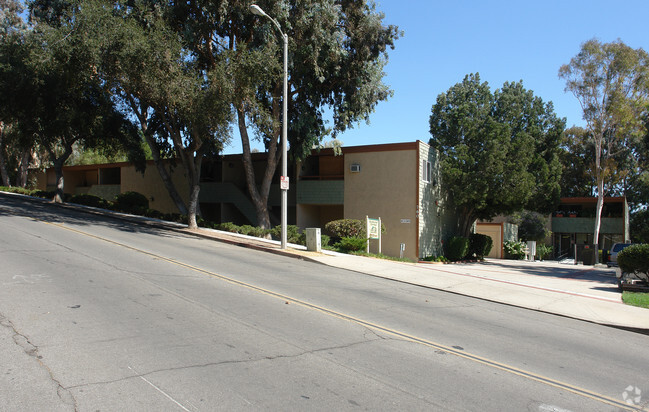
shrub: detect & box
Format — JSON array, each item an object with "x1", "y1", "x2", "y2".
[
  {"x1": 617, "y1": 244, "x2": 649, "y2": 281},
  {"x1": 446, "y1": 236, "x2": 469, "y2": 261},
  {"x1": 422, "y1": 255, "x2": 448, "y2": 263},
  {"x1": 69, "y1": 194, "x2": 108, "y2": 209},
  {"x1": 216, "y1": 222, "x2": 240, "y2": 233},
  {"x1": 0, "y1": 186, "x2": 36, "y2": 196},
  {"x1": 144, "y1": 209, "x2": 164, "y2": 219},
  {"x1": 536, "y1": 244, "x2": 553, "y2": 260},
  {"x1": 467, "y1": 233, "x2": 493, "y2": 259},
  {"x1": 162, "y1": 213, "x2": 186, "y2": 223},
  {"x1": 504, "y1": 240, "x2": 526, "y2": 260},
  {"x1": 321, "y1": 234, "x2": 330, "y2": 247},
  {"x1": 324, "y1": 219, "x2": 364, "y2": 239},
  {"x1": 114, "y1": 191, "x2": 149, "y2": 215},
  {"x1": 336, "y1": 236, "x2": 367, "y2": 252},
  {"x1": 33, "y1": 190, "x2": 56, "y2": 199},
  {"x1": 270, "y1": 225, "x2": 305, "y2": 245}
]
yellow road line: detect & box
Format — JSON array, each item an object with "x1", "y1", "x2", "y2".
[{"x1": 42, "y1": 220, "x2": 639, "y2": 411}]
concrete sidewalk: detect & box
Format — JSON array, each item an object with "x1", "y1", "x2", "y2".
[{"x1": 4, "y1": 191, "x2": 649, "y2": 331}]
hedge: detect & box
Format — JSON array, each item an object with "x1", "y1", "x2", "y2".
[
  {"x1": 617, "y1": 244, "x2": 649, "y2": 279},
  {"x1": 467, "y1": 233, "x2": 493, "y2": 259},
  {"x1": 446, "y1": 236, "x2": 469, "y2": 261}
]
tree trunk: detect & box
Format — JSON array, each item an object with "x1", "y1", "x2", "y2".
[
  {"x1": 129, "y1": 97, "x2": 189, "y2": 216},
  {"x1": 0, "y1": 123, "x2": 10, "y2": 187},
  {"x1": 185, "y1": 148, "x2": 204, "y2": 230},
  {"x1": 143, "y1": 132, "x2": 189, "y2": 216},
  {"x1": 53, "y1": 159, "x2": 65, "y2": 203},
  {"x1": 592, "y1": 135, "x2": 604, "y2": 264},
  {"x1": 458, "y1": 209, "x2": 475, "y2": 239},
  {"x1": 17, "y1": 148, "x2": 30, "y2": 187},
  {"x1": 48, "y1": 141, "x2": 75, "y2": 204},
  {"x1": 593, "y1": 178, "x2": 604, "y2": 264},
  {"x1": 236, "y1": 107, "x2": 280, "y2": 229}
]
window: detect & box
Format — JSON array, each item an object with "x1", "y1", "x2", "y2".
[{"x1": 422, "y1": 160, "x2": 431, "y2": 182}]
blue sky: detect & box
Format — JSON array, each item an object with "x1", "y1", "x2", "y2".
[{"x1": 226, "y1": 1, "x2": 649, "y2": 154}]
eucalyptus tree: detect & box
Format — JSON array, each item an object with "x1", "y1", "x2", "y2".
[
  {"x1": 80, "y1": 0, "x2": 233, "y2": 228},
  {"x1": 0, "y1": 0, "x2": 30, "y2": 186},
  {"x1": 429, "y1": 73, "x2": 565, "y2": 237},
  {"x1": 5, "y1": 0, "x2": 143, "y2": 202},
  {"x1": 167, "y1": 0, "x2": 400, "y2": 229},
  {"x1": 559, "y1": 39, "x2": 649, "y2": 260}
]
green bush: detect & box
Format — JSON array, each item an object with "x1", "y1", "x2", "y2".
[
  {"x1": 69, "y1": 194, "x2": 109, "y2": 209},
  {"x1": 536, "y1": 244, "x2": 553, "y2": 260},
  {"x1": 162, "y1": 213, "x2": 185, "y2": 223},
  {"x1": 324, "y1": 219, "x2": 364, "y2": 239},
  {"x1": 617, "y1": 244, "x2": 649, "y2": 280},
  {"x1": 422, "y1": 255, "x2": 448, "y2": 263},
  {"x1": 0, "y1": 186, "x2": 37, "y2": 196},
  {"x1": 445, "y1": 236, "x2": 469, "y2": 261},
  {"x1": 504, "y1": 240, "x2": 526, "y2": 260},
  {"x1": 321, "y1": 234, "x2": 330, "y2": 247},
  {"x1": 216, "y1": 222, "x2": 240, "y2": 233},
  {"x1": 270, "y1": 225, "x2": 305, "y2": 245},
  {"x1": 467, "y1": 233, "x2": 493, "y2": 259},
  {"x1": 33, "y1": 190, "x2": 57, "y2": 199},
  {"x1": 114, "y1": 191, "x2": 149, "y2": 215},
  {"x1": 336, "y1": 236, "x2": 367, "y2": 252},
  {"x1": 144, "y1": 209, "x2": 164, "y2": 219}
]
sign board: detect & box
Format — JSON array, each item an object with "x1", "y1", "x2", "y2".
[
  {"x1": 400, "y1": 219, "x2": 411, "y2": 224},
  {"x1": 366, "y1": 216, "x2": 381, "y2": 254},
  {"x1": 280, "y1": 176, "x2": 289, "y2": 190},
  {"x1": 368, "y1": 219, "x2": 380, "y2": 239}
]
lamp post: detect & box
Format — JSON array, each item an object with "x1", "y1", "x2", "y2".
[{"x1": 250, "y1": 4, "x2": 288, "y2": 250}]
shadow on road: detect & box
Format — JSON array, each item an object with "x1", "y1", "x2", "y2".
[
  {"x1": 459, "y1": 259, "x2": 618, "y2": 285},
  {"x1": 0, "y1": 193, "x2": 194, "y2": 241}
]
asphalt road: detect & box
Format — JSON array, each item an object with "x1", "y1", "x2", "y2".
[{"x1": 1, "y1": 194, "x2": 648, "y2": 411}]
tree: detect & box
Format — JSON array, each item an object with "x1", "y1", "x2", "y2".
[
  {"x1": 429, "y1": 73, "x2": 565, "y2": 237},
  {"x1": 167, "y1": 0, "x2": 400, "y2": 229},
  {"x1": 630, "y1": 208, "x2": 649, "y2": 243},
  {"x1": 559, "y1": 127, "x2": 596, "y2": 197},
  {"x1": 511, "y1": 210, "x2": 550, "y2": 242},
  {"x1": 559, "y1": 39, "x2": 649, "y2": 261},
  {"x1": 0, "y1": 0, "x2": 26, "y2": 37},
  {"x1": 9, "y1": 0, "x2": 144, "y2": 203},
  {"x1": 79, "y1": 0, "x2": 233, "y2": 229},
  {"x1": 0, "y1": 0, "x2": 31, "y2": 187}
]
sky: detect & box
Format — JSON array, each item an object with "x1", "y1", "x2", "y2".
[{"x1": 223, "y1": 0, "x2": 649, "y2": 154}]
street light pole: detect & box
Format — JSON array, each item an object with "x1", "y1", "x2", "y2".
[{"x1": 250, "y1": 4, "x2": 288, "y2": 250}]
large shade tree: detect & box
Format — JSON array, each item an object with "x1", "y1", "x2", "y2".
[
  {"x1": 559, "y1": 39, "x2": 649, "y2": 260},
  {"x1": 4, "y1": 0, "x2": 145, "y2": 203},
  {"x1": 0, "y1": 0, "x2": 31, "y2": 187},
  {"x1": 429, "y1": 73, "x2": 565, "y2": 237},
  {"x1": 67, "y1": 0, "x2": 233, "y2": 229},
  {"x1": 166, "y1": 0, "x2": 400, "y2": 229}
]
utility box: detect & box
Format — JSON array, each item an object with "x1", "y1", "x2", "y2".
[
  {"x1": 526, "y1": 241, "x2": 536, "y2": 261},
  {"x1": 305, "y1": 228, "x2": 321, "y2": 252}
]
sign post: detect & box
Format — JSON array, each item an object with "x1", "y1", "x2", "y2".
[{"x1": 366, "y1": 216, "x2": 381, "y2": 254}]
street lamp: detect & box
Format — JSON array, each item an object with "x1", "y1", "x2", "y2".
[{"x1": 250, "y1": 4, "x2": 288, "y2": 250}]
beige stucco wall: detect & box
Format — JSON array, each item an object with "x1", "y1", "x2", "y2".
[
  {"x1": 344, "y1": 149, "x2": 418, "y2": 260},
  {"x1": 297, "y1": 204, "x2": 344, "y2": 230},
  {"x1": 121, "y1": 164, "x2": 190, "y2": 214},
  {"x1": 476, "y1": 223, "x2": 503, "y2": 259}
]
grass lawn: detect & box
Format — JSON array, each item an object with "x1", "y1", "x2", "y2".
[{"x1": 622, "y1": 291, "x2": 649, "y2": 309}]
